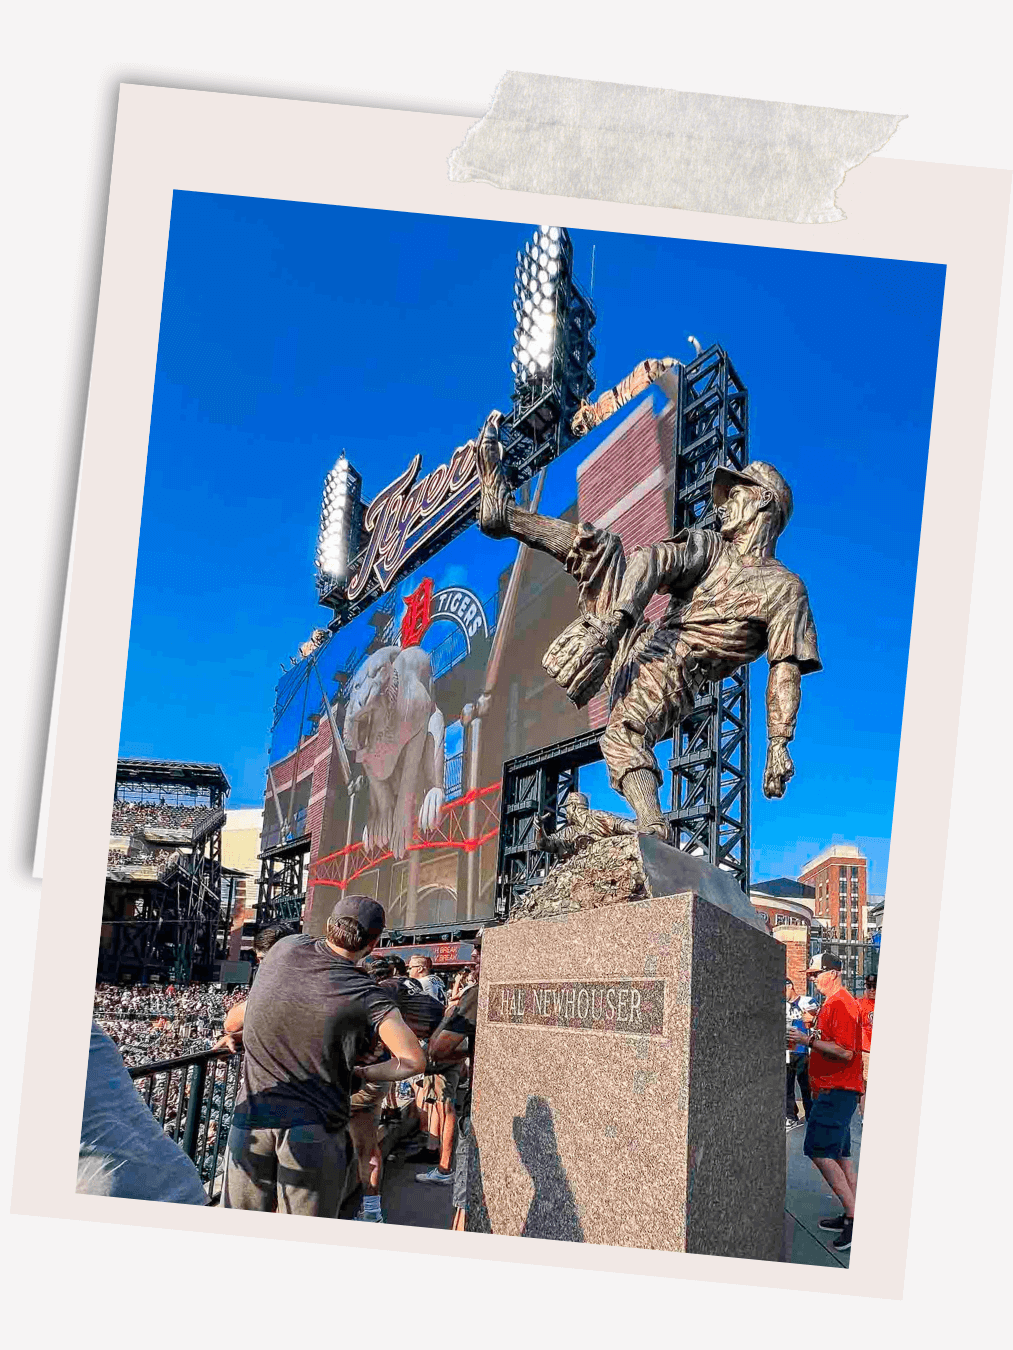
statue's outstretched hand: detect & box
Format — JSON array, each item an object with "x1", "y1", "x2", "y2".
[
  {"x1": 763, "y1": 739, "x2": 795, "y2": 799},
  {"x1": 534, "y1": 811, "x2": 553, "y2": 850}
]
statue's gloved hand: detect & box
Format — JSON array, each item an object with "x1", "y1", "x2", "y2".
[
  {"x1": 543, "y1": 612, "x2": 628, "y2": 708},
  {"x1": 763, "y1": 738, "x2": 795, "y2": 799}
]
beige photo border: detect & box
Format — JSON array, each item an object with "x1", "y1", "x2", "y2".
[{"x1": 14, "y1": 83, "x2": 1009, "y2": 1300}]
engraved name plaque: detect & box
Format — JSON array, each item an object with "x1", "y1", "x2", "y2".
[{"x1": 487, "y1": 980, "x2": 665, "y2": 1036}]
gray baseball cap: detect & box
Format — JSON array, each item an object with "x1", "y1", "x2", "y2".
[
  {"x1": 330, "y1": 894, "x2": 386, "y2": 939},
  {"x1": 711, "y1": 461, "x2": 793, "y2": 529}
]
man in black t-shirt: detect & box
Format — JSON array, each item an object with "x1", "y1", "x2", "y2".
[{"x1": 222, "y1": 896, "x2": 426, "y2": 1217}]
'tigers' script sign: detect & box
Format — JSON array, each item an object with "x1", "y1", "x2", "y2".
[
  {"x1": 347, "y1": 445, "x2": 480, "y2": 604},
  {"x1": 488, "y1": 980, "x2": 665, "y2": 1036}
]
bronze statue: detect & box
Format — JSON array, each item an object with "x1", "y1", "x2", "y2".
[
  {"x1": 475, "y1": 411, "x2": 821, "y2": 842},
  {"x1": 534, "y1": 792, "x2": 639, "y2": 861}
]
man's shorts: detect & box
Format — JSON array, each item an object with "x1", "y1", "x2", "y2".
[
  {"x1": 421, "y1": 1065, "x2": 461, "y2": 1108},
  {"x1": 803, "y1": 1088, "x2": 860, "y2": 1160},
  {"x1": 349, "y1": 1080, "x2": 387, "y2": 1121}
]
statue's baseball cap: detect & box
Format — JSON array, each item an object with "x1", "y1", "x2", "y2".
[
  {"x1": 329, "y1": 895, "x2": 386, "y2": 940},
  {"x1": 806, "y1": 951, "x2": 843, "y2": 975},
  {"x1": 711, "y1": 462, "x2": 793, "y2": 529}
]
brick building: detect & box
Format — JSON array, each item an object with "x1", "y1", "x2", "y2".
[
  {"x1": 798, "y1": 843, "x2": 869, "y2": 940},
  {"x1": 575, "y1": 398, "x2": 676, "y2": 729},
  {"x1": 750, "y1": 878, "x2": 817, "y2": 991}
]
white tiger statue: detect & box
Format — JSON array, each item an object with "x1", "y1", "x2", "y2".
[{"x1": 343, "y1": 645, "x2": 446, "y2": 859}]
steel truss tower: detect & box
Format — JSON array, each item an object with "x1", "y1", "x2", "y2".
[
  {"x1": 495, "y1": 729, "x2": 605, "y2": 918},
  {"x1": 667, "y1": 345, "x2": 750, "y2": 892},
  {"x1": 100, "y1": 760, "x2": 230, "y2": 984},
  {"x1": 256, "y1": 836, "x2": 310, "y2": 927}
]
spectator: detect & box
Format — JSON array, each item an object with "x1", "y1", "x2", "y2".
[
  {"x1": 788, "y1": 952, "x2": 865, "y2": 1253},
  {"x1": 78, "y1": 1022, "x2": 208, "y2": 1205},
  {"x1": 425, "y1": 941, "x2": 481, "y2": 1223},
  {"x1": 412, "y1": 979, "x2": 468, "y2": 1183},
  {"x1": 449, "y1": 964, "x2": 477, "y2": 1003},
  {"x1": 222, "y1": 896, "x2": 426, "y2": 1217},
  {"x1": 407, "y1": 955, "x2": 447, "y2": 1006},
  {"x1": 793, "y1": 995, "x2": 818, "y2": 1123},
  {"x1": 211, "y1": 922, "x2": 297, "y2": 1054},
  {"x1": 784, "y1": 979, "x2": 804, "y2": 1131},
  {"x1": 348, "y1": 976, "x2": 445, "y2": 1222},
  {"x1": 856, "y1": 973, "x2": 876, "y2": 1117}
]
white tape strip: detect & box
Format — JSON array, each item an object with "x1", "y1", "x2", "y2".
[{"x1": 449, "y1": 72, "x2": 905, "y2": 224}]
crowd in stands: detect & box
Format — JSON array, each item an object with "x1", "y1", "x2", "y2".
[
  {"x1": 106, "y1": 845, "x2": 162, "y2": 871},
  {"x1": 110, "y1": 800, "x2": 208, "y2": 833},
  {"x1": 93, "y1": 982, "x2": 247, "y2": 1068}
]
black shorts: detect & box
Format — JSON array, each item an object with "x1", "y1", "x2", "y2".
[{"x1": 803, "y1": 1089, "x2": 859, "y2": 1161}]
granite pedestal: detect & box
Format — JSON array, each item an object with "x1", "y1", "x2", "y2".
[{"x1": 467, "y1": 890, "x2": 785, "y2": 1258}]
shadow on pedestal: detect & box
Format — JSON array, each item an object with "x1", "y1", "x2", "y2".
[{"x1": 513, "y1": 1096, "x2": 584, "y2": 1242}]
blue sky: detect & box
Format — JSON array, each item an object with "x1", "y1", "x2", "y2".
[{"x1": 121, "y1": 192, "x2": 946, "y2": 893}]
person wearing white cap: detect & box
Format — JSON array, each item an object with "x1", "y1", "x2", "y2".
[{"x1": 788, "y1": 952, "x2": 865, "y2": 1253}]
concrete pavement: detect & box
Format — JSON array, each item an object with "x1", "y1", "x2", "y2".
[
  {"x1": 340, "y1": 1102, "x2": 864, "y2": 1262},
  {"x1": 784, "y1": 1110, "x2": 863, "y2": 1267}
]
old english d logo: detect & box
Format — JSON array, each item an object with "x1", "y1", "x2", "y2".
[{"x1": 400, "y1": 578, "x2": 434, "y2": 648}]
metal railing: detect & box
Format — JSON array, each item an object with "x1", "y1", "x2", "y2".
[
  {"x1": 444, "y1": 750, "x2": 464, "y2": 800},
  {"x1": 809, "y1": 934, "x2": 880, "y2": 999},
  {"x1": 128, "y1": 1048, "x2": 241, "y2": 1203}
]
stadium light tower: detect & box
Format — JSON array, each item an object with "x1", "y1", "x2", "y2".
[
  {"x1": 512, "y1": 225, "x2": 565, "y2": 380},
  {"x1": 501, "y1": 225, "x2": 596, "y2": 487},
  {"x1": 316, "y1": 224, "x2": 595, "y2": 625},
  {"x1": 315, "y1": 452, "x2": 362, "y2": 599}
]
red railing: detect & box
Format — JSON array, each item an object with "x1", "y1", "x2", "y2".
[{"x1": 309, "y1": 781, "x2": 501, "y2": 893}]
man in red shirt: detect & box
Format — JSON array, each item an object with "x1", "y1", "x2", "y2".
[
  {"x1": 856, "y1": 973, "x2": 876, "y2": 1118},
  {"x1": 788, "y1": 952, "x2": 865, "y2": 1253}
]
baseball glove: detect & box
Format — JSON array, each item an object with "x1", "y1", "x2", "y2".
[{"x1": 543, "y1": 613, "x2": 626, "y2": 708}]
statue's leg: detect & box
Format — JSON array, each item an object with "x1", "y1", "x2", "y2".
[
  {"x1": 475, "y1": 414, "x2": 577, "y2": 562},
  {"x1": 391, "y1": 727, "x2": 428, "y2": 859},
  {"x1": 602, "y1": 641, "x2": 693, "y2": 838},
  {"x1": 502, "y1": 501, "x2": 578, "y2": 561}
]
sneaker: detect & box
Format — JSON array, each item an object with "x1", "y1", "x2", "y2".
[
  {"x1": 415, "y1": 1166, "x2": 454, "y2": 1185},
  {"x1": 785, "y1": 1118, "x2": 799, "y2": 1132},
  {"x1": 832, "y1": 1219, "x2": 854, "y2": 1252},
  {"x1": 354, "y1": 1204, "x2": 385, "y2": 1223},
  {"x1": 818, "y1": 1213, "x2": 848, "y2": 1231}
]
